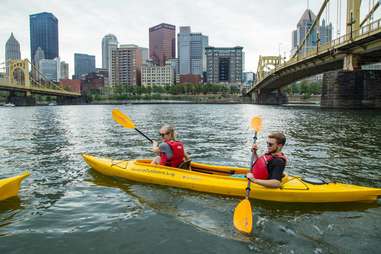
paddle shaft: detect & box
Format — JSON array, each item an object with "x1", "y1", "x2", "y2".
[
  {"x1": 134, "y1": 128, "x2": 153, "y2": 143},
  {"x1": 245, "y1": 131, "x2": 258, "y2": 198}
]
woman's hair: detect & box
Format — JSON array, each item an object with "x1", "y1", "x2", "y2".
[
  {"x1": 268, "y1": 132, "x2": 286, "y2": 146},
  {"x1": 161, "y1": 124, "x2": 175, "y2": 140}
]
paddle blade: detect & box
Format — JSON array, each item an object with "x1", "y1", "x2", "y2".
[
  {"x1": 112, "y1": 108, "x2": 136, "y2": 129},
  {"x1": 233, "y1": 199, "x2": 253, "y2": 234},
  {"x1": 250, "y1": 116, "x2": 262, "y2": 133}
]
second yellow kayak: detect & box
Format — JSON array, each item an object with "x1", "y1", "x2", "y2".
[{"x1": 0, "y1": 171, "x2": 30, "y2": 201}]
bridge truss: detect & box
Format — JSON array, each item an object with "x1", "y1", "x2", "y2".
[
  {"x1": 0, "y1": 59, "x2": 80, "y2": 97},
  {"x1": 252, "y1": 0, "x2": 381, "y2": 92}
]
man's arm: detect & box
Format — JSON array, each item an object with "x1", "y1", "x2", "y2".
[
  {"x1": 246, "y1": 158, "x2": 285, "y2": 188},
  {"x1": 251, "y1": 178, "x2": 281, "y2": 188},
  {"x1": 184, "y1": 151, "x2": 191, "y2": 160},
  {"x1": 250, "y1": 144, "x2": 258, "y2": 166},
  {"x1": 246, "y1": 173, "x2": 281, "y2": 188}
]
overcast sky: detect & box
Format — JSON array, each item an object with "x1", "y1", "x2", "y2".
[{"x1": 0, "y1": 0, "x2": 371, "y2": 76}]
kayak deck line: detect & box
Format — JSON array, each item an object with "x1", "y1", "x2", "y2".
[{"x1": 82, "y1": 154, "x2": 381, "y2": 203}]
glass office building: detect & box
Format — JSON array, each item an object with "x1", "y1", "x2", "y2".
[
  {"x1": 30, "y1": 12, "x2": 59, "y2": 63},
  {"x1": 74, "y1": 53, "x2": 96, "y2": 79}
]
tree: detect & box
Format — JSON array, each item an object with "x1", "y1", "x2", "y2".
[{"x1": 310, "y1": 82, "x2": 321, "y2": 95}]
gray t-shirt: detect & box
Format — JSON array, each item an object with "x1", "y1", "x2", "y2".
[{"x1": 159, "y1": 142, "x2": 173, "y2": 159}]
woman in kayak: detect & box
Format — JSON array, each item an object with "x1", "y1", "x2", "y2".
[
  {"x1": 151, "y1": 124, "x2": 190, "y2": 167},
  {"x1": 246, "y1": 132, "x2": 287, "y2": 188}
]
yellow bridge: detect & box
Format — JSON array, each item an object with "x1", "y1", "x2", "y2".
[
  {"x1": 247, "y1": 0, "x2": 381, "y2": 108},
  {"x1": 0, "y1": 59, "x2": 80, "y2": 105}
]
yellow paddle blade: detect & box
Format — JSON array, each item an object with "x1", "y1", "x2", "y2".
[
  {"x1": 233, "y1": 198, "x2": 253, "y2": 234},
  {"x1": 250, "y1": 116, "x2": 262, "y2": 133},
  {"x1": 112, "y1": 108, "x2": 136, "y2": 129}
]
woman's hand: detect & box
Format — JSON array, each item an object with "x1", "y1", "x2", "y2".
[{"x1": 152, "y1": 141, "x2": 160, "y2": 153}]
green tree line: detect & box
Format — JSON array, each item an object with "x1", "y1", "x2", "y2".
[
  {"x1": 286, "y1": 80, "x2": 321, "y2": 99},
  {"x1": 87, "y1": 83, "x2": 241, "y2": 101}
]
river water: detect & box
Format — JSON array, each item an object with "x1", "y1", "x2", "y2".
[{"x1": 0, "y1": 104, "x2": 380, "y2": 254}]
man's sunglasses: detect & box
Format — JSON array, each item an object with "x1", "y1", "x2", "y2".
[{"x1": 267, "y1": 142, "x2": 276, "y2": 147}]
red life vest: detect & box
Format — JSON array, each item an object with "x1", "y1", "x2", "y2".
[
  {"x1": 160, "y1": 140, "x2": 185, "y2": 168},
  {"x1": 251, "y1": 152, "x2": 287, "y2": 180}
]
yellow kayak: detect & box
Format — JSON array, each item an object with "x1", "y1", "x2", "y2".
[
  {"x1": 0, "y1": 171, "x2": 30, "y2": 201},
  {"x1": 82, "y1": 154, "x2": 381, "y2": 203}
]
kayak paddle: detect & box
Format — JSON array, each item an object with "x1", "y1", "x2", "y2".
[
  {"x1": 112, "y1": 108, "x2": 153, "y2": 143},
  {"x1": 233, "y1": 116, "x2": 262, "y2": 234}
]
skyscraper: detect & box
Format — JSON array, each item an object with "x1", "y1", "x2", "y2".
[
  {"x1": 110, "y1": 44, "x2": 142, "y2": 86},
  {"x1": 5, "y1": 33, "x2": 21, "y2": 75},
  {"x1": 30, "y1": 12, "x2": 59, "y2": 63},
  {"x1": 74, "y1": 53, "x2": 96, "y2": 79},
  {"x1": 60, "y1": 61, "x2": 69, "y2": 79},
  {"x1": 319, "y1": 19, "x2": 333, "y2": 45},
  {"x1": 33, "y1": 47, "x2": 45, "y2": 81},
  {"x1": 101, "y1": 34, "x2": 118, "y2": 69},
  {"x1": 39, "y1": 57, "x2": 60, "y2": 82},
  {"x1": 140, "y1": 47, "x2": 149, "y2": 64},
  {"x1": 149, "y1": 23, "x2": 176, "y2": 66},
  {"x1": 205, "y1": 46, "x2": 243, "y2": 84},
  {"x1": 291, "y1": 9, "x2": 332, "y2": 54},
  {"x1": 177, "y1": 26, "x2": 209, "y2": 75}
]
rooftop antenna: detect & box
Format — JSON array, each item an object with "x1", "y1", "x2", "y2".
[{"x1": 307, "y1": 0, "x2": 309, "y2": 10}]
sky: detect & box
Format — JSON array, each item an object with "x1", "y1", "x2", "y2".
[{"x1": 1, "y1": 0, "x2": 373, "y2": 77}]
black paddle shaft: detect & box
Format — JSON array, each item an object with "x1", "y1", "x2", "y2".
[
  {"x1": 134, "y1": 128, "x2": 153, "y2": 143},
  {"x1": 246, "y1": 131, "x2": 258, "y2": 197}
]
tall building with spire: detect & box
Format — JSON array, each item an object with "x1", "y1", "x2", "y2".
[
  {"x1": 5, "y1": 33, "x2": 21, "y2": 75},
  {"x1": 291, "y1": 9, "x2": 332, "y2": 55}
]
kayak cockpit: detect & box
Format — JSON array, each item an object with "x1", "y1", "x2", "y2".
[{"x1": 133, "y1": 159, "x2": 248, "y2": 176}]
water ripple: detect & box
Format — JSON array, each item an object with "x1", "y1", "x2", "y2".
[{"x1": 0, "y1": 105, "x2": 381, "y2": 253}]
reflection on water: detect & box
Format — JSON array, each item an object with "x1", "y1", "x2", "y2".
[{"x1": 0, "y1": 105, "x2": 381, "y2": 253}]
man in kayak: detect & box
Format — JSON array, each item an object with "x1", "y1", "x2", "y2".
[
  {"x1": 151, "y1": 124, "x2": 190, "y2": 168},
  {"x1": 246, "y1": 132, "x2": 287, "y2": 188}
]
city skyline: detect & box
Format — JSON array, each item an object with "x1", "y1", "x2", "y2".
[{"x1": 1, "y1": 0, "x2": 341, "y2": 77}]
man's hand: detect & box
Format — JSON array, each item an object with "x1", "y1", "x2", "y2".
[{"x1": 246, "y1": 172, "x2": 256, "y2": 183}]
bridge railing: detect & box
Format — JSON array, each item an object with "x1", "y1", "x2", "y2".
[{"x1": 255, "y1": 17, "x2": 381, "y2": 87}]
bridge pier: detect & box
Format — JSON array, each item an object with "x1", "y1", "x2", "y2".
[
  {"x1": 251, "y1": 89, "x2": 288, "y2": 105},
  {"x1": 7, "y1": 91, "x2": 36, "y2": 106},
  {"x1": 321, "y1": 70, "x2": 381, "y2": 109}
]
